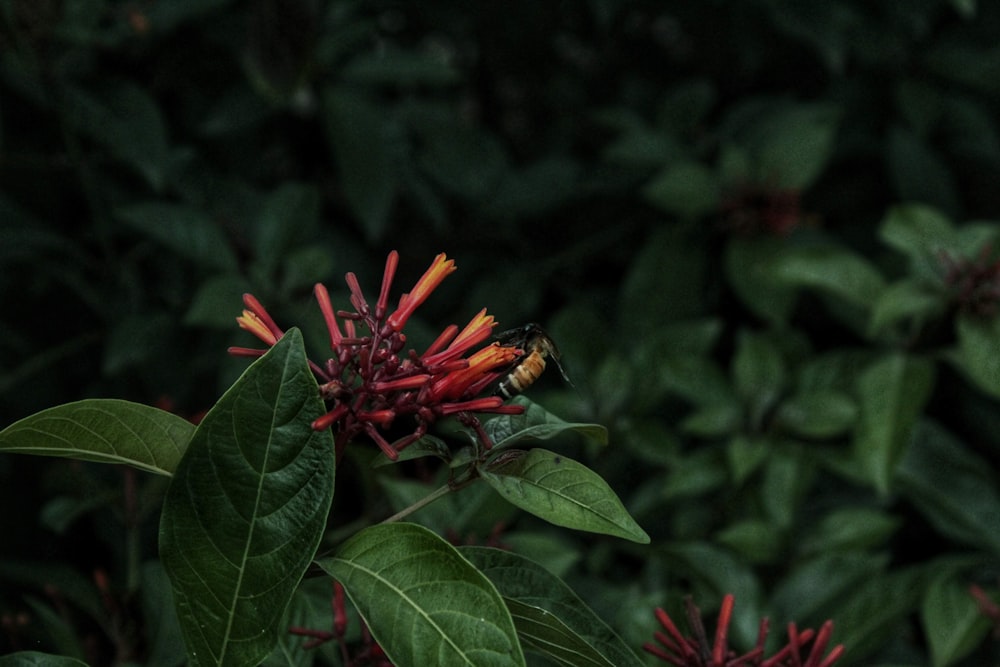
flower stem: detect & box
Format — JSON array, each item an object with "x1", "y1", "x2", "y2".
[{"x1": 380, "y1": 483, "x2": 455, "y2": 523}]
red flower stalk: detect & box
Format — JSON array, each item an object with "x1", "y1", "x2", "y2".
[
  {"x1": 230, "y1": 251, "x2": 525, "y2": 461},
  {"x1": 643, "y1": 595, "x2": 845, "y2": 667}
]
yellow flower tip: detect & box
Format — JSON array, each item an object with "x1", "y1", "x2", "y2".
[
  {"x1": 386, "y1": 253, "x2": 458, "y2": 331},
  {"x1": 236, "y1": 310, "x2": 278, "y2": 345}
]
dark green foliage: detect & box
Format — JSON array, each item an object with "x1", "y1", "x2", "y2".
[{"x1": 3, "y1": 1, "x2": 1000, "y2": 665}]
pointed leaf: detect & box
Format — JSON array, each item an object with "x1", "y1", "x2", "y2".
[
  {"x1": 462, "y1": 547, "x2": 644, "y2": 667},
  {"x1": 0, "y1": 399, "x2": 194, "y2": 476},
  {"x1": 484, "y1": 398, "x2": 607, "y2": 450},
  {"x1": 923, "y1": 568, "x2": 992, "y2": 667},
  {"x1": 853, "y1": 353, "x2": 934, "y2": 494},
  {"x1": 159, "y1": 329, "x2": 335, "y2": 667},
  {"x1": 479, "y1": 449, "x2": 649, "y2": 543},
  {"x1": 772, "y1": 244, "x2": 886, "y2": 310},
  {"x1": 116, "y1": 202, "x2": 238, "y2": 271},
  {"x1": 318, "y1": 523, "x2": 525, "y2": 667}
]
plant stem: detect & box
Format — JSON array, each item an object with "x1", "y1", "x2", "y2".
[{"x1": 380, "y1": 483, "x2": 455, "y2": 523}]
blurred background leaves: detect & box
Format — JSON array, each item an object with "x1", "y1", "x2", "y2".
[{"x1": 3, "y1": 0, "x2": 1000, "y2": 665}]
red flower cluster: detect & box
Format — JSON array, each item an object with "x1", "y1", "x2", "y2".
[
  {"x1": 230, "y1": 251, "x2": 524, "y2": 461},
  {"x1": 644, "y1": 595, "x2": 844, "y2": 667}
]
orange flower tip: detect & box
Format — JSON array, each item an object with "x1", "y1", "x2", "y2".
[
  {"x1": 237, "y1": 310, "x2": 279, "y2": 345},
  {"x1": 385, "y1": 253, "x2": 458, "y2": 331}
]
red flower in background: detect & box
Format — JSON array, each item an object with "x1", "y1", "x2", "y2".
[
  {"x1": 230, "y1": 251, "x2": 524, "y2": 461},
  {"x1": 644, "y1": 595, "x2": 844, "y2": 667}
]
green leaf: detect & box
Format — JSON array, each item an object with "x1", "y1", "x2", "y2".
[
  {"x1": 0, "y1": 653, "x2": 89, "y2": 667},
  {"x1": 159, "y1": 329, "x2": 335, "y2": 667},
  {"x1": 461, "y1": 547, "x2": 644, "y2": 667},
  {"x1": 679, "y1": 402, "x2": 741, "y2": 438},
  {"x1": 771, "y1": 243, "x2": 886, "y2": 310},
  {"x1": 252, "y1": 183, "x2": 321, "y2": 276},
  {"x1": 479, "y1": 449, "x2": 649, "y2": 543},
  {"x1": 642, "y1": 161, "x2": 720, "y2": 220},
  {"x1": 822, "y1": 566, "x2": 922, "y2": 662},
  {"x1": 724, "y1": 237, "x2": 798, "y2": 325},
  {"x1": 318, "y1": 523, "x2": 525, "y2": 667},
  {"x1": 342, "y1": 50, "x2": 461, "y2": 87},
  {"x1": 923, "y1": 568, "x2": 992, "y2": 667},
  {"x1": 484, "y1": 398, "x2": 607, "y2": 451},
  {"x1": 322, "y1": 88, "x2": 397, "y2": 241},
  {"x1": 773, "y1": 390, "x2": 858, "y2": 439},
  {"x1": 897, "y1": 420, "x2": 1000, "y2": 555},
  {"x1": 879, "y1": 204, "x2": 956, "y2": 269},
  {"x1": 140, "y1": 561, "x2": 186, "y2": 667},
  {"x1": 64, "y1": 82, "x2": 170, "y2": 189},
  {"x1": 868, "y1": 279, "x2": 945, "y2": 338},
  {"x1": 799, "y1": 508, "x2": 900, "y2": 555},
  {"x1": 658, "y1": 355, "x2": 735, "y2": 408},
  {"x1": 732, "y1": 330, "x2": 786, "y2": 428},
  {"x1": 185, "y1": 274, "x2": 254, "y2": 327},
  {"x1": 950, "y1": 314, "x2": 1000, "y2": 400},
  {"x1": 0, "y1": 399, "x2": 194, "y2": 476},
  {"x1": 619, "y1": 227, "x2": 708, "y2": 331},
  {"x1": 752, "y1": 104, "x2": 840, "y2": 189},
  {"x1": 714, "y1": 519, "x2": 783, "y2": 563},
  {"x1": 771, "y1": 552, "x2": 891, "y2": 625},
  {"x1": 116, "y1": 202, "x2": 239, "y2": 271},
  {"x1": 853, "y1": 353, "x2": 934, "y2": 495}
]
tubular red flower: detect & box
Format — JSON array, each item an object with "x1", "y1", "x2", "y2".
[
  {"x1": 645, "y1": 596, "x2": 844, "y2": 667},
  {"x1": 436, "y1": 396, "x2": 506, "y2": 416},
  {"x1": 314, "y1": 283, "x2": 344, "y2": 348},
  {"x1": 386, "y1": 253, "x2": 457, "y2": 332},
  {"x1": 712, "y1": 594, "x2": 733, "y2": 665},
  {"x1": 376, "y1": 250, "x2": 399, "y2": 319}
]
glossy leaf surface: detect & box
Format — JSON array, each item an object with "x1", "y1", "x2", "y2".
[
  {"x1": 319, "y1": 523, "x2": 525, "y2": 667},
  {"x1": 159, "y1": 329, "x2": 335, "y2": 666},
  {"x1": 0, "y1": 399, "x2": 194, "y2": 476}
]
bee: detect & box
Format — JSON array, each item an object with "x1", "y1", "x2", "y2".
[{"x1": 494, "y1": 323, "x2": 570, "y2": 399}]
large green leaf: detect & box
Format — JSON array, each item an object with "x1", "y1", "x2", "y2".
[
  {"x1": 0, "y1": 399, "x2": 194, "y2": 476},
  {"x1": 484, "y1": 398, "x2": 607, "y2": 451},
  {"x1": 159, "y1": 329, "x2": 335, "y2": 667},
  {"x1": 461, "y1": 547, "x2": 643, "y2": 667},
  {"x1": 318, "y1": 523, "x2": 525, "y2": 667},
  {"x1": 853, "y1": 353, "x2": 934, "y2": 495},
  {"x1": 478, "y1": 449, "x2": 649, "y2": 544}
]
